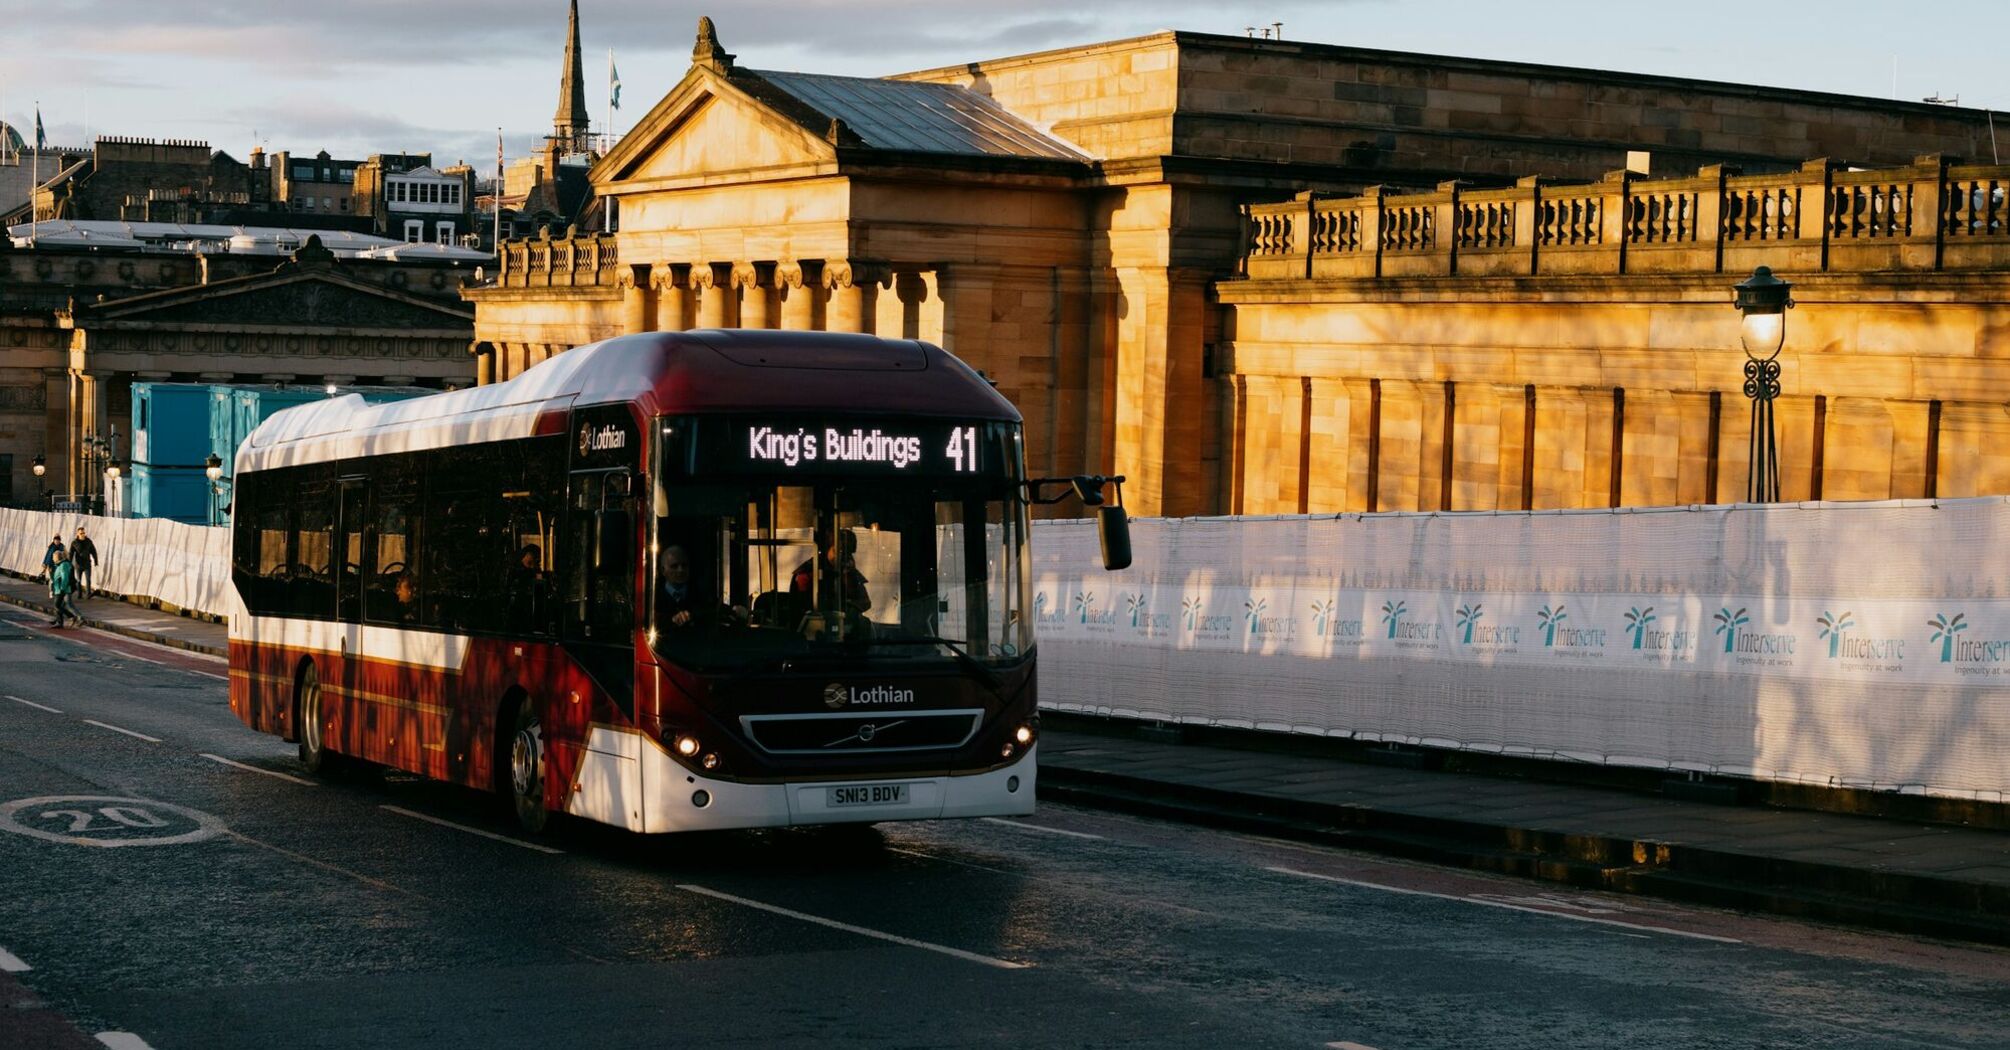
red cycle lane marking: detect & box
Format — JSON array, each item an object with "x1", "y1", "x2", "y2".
[{"x1": 0, "y1": 612, "x2": 225, "y2": 680}]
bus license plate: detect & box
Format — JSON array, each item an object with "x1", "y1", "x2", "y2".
[{"x1": 827, "y1": 783, "x2": 909, "y2": 808}]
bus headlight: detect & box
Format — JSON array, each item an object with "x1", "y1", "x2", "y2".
[
  {"x1": 674, "y1": 735, "x2": 700, "y2": 758},
  {"x1": 1013, "y1": 724, "x2": 1035, "y2": 747},
  {"x1": 701, "y1": 752, "x2": 721, "y2": 771}
]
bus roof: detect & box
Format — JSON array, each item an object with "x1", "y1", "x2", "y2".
[{"x1": 236, "y1": 330, "x2": 1020, "y2": 473}]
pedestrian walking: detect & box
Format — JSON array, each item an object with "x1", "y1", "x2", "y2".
[
  {"x1": 70, "y1": 526, "x2": 98, "y2": 599},
  {"x1": 48, "y1": 549, "x2": 79, "y2": 628},
  {"x1": 40, "y1": 533, "x2": 64, "y2": 582}
]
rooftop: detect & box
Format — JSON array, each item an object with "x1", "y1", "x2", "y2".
[
  {"x1": 741, "y1": 69, "x2": 1086, "y2": 162},
  {"x1": 6, "y1": 218, "x2": 490, "y2": 260}
]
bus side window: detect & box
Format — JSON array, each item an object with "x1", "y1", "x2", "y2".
[
  {"x1": 423, "y1": 447, "x2": 485, "y2": 633},
  {"x1": 365, "y1": 463, "x2": 420, "y2": 627},
  {"x1": 288, "y1": 473, "x2": 333, "y2": 621}
]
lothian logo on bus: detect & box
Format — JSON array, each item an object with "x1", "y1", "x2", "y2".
[
  {"x1": 579, "y1": 423, "x2": 626, "y2": 456},
  {"x1": 825, "y1": 684, "x2": 917, "y2": 709}
]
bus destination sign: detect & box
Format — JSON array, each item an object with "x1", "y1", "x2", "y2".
[{"x1": 695, "y1": 418, "x2": 1002, "y2": 476}]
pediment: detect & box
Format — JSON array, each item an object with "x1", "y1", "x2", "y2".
[
  {"x1": 84, "y1": 271, "x2": 472, "y2": 331},
  {"x1": 599, "y1": 69, "x2": 835, "y2": 186}
]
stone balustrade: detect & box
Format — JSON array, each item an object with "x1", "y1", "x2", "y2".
[
  {"x1": 1240, "y1": 154, "x2": 2010, "y2": 280},
  {"x1": 495, "y1": 230, "x2": 622, "y2": 288}
]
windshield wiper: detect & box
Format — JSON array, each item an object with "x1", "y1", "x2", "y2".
[{"x1": 855, "y1": 635, "x2": 1002, "y2": 690}]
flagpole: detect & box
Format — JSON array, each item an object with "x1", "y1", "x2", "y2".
[
  {"x1": 493, "y1": 127, "x2": 503, "y2": 255},
  {"x1": 606, "y1": 48, "x2": 614, "y2": 154},
  {"x1": 30, "y1": 100, "x2": 39, "y2": 243}
]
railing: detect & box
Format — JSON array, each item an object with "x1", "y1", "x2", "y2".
[
  {"x1": 494, "y1": 229, "x2": 621, "y2": 289},
  {"x1": 1241, "y1": 154, "x2": 2010, "y2": 280}
]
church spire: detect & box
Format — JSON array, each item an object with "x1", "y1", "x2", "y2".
[{"x1": 552, "y1": 0, "x2": 591, "y2": 153}]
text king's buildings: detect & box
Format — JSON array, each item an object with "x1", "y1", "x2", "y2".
[{"x1": 467, "y1": 19, "x2": 2010, "y2": 515}]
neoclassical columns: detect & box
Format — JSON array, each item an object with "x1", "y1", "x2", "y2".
[
  {"x1": 692, "y1": 263, "x2": 736, "y2": 329},
  {"x1": 652, "y1": 264, "x2": 689, "y2": 332},
  {"x1": 777, "y1": 260, "x2": 824, "y2": 330},
  {"x1": 628, "y1": 257, "x2": 939, "y2": 338},
  {"x1": 823, "y1": 260, "x2": 890, "y2": 335}
]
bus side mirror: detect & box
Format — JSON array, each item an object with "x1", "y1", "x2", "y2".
[
  {"x1": 593, "y1": 508, "x2": 632, "y2": 574},
  {"x1": 1098, "y1": 506, "x2": 1132, "y2": 571}
]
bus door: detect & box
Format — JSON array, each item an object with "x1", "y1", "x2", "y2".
[
  {"x1": 563, "y1": 404, "x2": 641, "y2": 722},
  {"x1": 335, "y1": 475, "x2": 368, "y2": 757}
]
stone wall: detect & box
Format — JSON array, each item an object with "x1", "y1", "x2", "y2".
[{"x1": 1220, "y1": 156, "x2": 2010, "y2": 513}]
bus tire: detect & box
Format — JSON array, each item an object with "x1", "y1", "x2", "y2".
[
  {"x1": 505, "y1": 699, "x2": 552, "y2": 835},
  {"x1": 296, "y1": 663, "x2": 340, "y2": 775}
]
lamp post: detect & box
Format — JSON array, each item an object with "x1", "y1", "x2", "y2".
[
  {"x1": 1733, "y1": 266, "x2": 1794, "y2": 503},
  {"x1": 79, "y1": 434, "x2": 105, "y2": 513},
  {"x1": 205, "y1": 452, "x2": 225, "y2": 527},
  {"x1": 32, "y1": 453, "x2": 46, "y2": 508}
]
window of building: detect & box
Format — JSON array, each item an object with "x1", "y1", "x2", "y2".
[
  {"x1": 390, "y1": 182, "x2": 403, "y2": 203},
  {"x1": 404, "y1": 220, "x2": 423, "y2": 243},
  {"x1": 321, "y1": 196, "x2": 331, "y2": 211},
  {"x1": 338, "y1": 169, "x2": 355, "y2": 183},
  {"x1": 299, "y1": 196, "x2": 313, "y2": 211},
  {"x1": 339, "y1": 198, "x2": 349, "y2": 213},
  {"x1": 436, "y1": 221, "x2": 455, "y2": 245},
  {"x1": 292, "y1": 164, "x2": 314, "y2": 179}
]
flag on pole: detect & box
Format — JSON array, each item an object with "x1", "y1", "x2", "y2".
[
  {"x1": 610, "y1": 55, "x2": 622, "y2": 111},
  {"x1": 34, "y1": 106, "x2": 46, "y2": 149}
]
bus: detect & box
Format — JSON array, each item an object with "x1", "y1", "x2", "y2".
[{"x1": 226, "y1": 330, "x2": 1128, "y2": 834}]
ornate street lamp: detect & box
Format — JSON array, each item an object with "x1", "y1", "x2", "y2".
[
  {"x1": 1733, "y1": 266, "x2": 1794, "y2": 503},
  {"x1": 31, "y1": 452, "x2": 46, "y2": 508}
]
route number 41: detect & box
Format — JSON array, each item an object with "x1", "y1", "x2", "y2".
[
  {"x1": 945, "y1": 426, "x2": 980, "y2": 473},
  {"x1": 39, "y1": 806, "x2": 170, "y2": 832}
]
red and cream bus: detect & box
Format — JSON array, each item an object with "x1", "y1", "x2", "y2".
[{"x1": 226, "y1": 330, "x2": 1126, "y2": 834}]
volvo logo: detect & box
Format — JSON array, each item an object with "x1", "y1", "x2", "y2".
[{"x1": 823, "y1": 683, "x2": 849, "y2": 709}]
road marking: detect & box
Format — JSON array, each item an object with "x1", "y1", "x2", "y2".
[
  {"x1": 678, "y1": 883, "x2": 1031, "y2": 970},
  {"x1": 1327, "y1": 1042, "x2": 1380, "y2": 1050},
  {"x1": 1266, "y1": 866, "x2": 1742, "y2": 944},
  {"x1": 980, "y1": 816, "x2": 1104, "y2": 840},
  {"x1": 224, "y1": 831, "x2": 416, "y2": 897},
  {"x1": 0, "y1": 797, "x2": 225, "y2": 848},
  {"x1": 96, "y1": 1032, "x2": 157, "y2": 1050},
  {"x1": 5, "y1": 695, "x2": 62, "y2": 714},
  {"x1": 379, "y1": 805, "x2": 563, "y2": 854},
  {"x1": 199, "y1": 754, "x2": 315, "y2": 787},
  {"x1": 82, "y1": 720, "x2": 161, "y2": 743},
  {"x1": 0, "y1": 946, "x2": 28, "y2": 972}
]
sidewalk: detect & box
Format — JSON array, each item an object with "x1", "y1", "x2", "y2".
[
  {"x1": 0, "y1": 573, "x2": 226, "y2": 656},
  {"x1": 6, "y1": 571, "x2": 2005, "y2": 946},
  {"x1": 1038, "y1": 718, "x2": 2010, "y2": 946}
]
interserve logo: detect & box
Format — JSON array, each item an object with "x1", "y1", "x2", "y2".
[
  {"x1": 1814, "y1": 610, "x2": 1903, "y2": 663},
  {"x1": 1538, "y1": 602, "x2": 1605, "y2": 649},
  {"x1": 1926, "y1": 611, "x2": 2010, "y2": 667},
  {"x1": 1713, "y1": 606, "x2": 1795, "y2": 658},
  {"x1": 1453, "y1": 602, "x2": 1520, "y2": 647}
]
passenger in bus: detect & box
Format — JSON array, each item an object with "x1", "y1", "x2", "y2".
[
  {"x1": 790, "y1": 529, "x2": 871, "y2": 618},
  {"x1": 392, "y1": 571, "x2": 420, "y2": 625},
  {"x1": 659, "y1": 543, "x2": 740, "y2": 630},
  {"x1": 506, "y1": 544, "x2": 549, "y2": 630}
]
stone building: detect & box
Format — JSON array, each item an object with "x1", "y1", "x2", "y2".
[
  {"x1": 266, "y1": 148, "x2": 366, "y2": 227},
  {"x1": 352, "y1": 153, "x2": 479, "y2": 246},
  {"x1": 467, "y1": 20, "x2": 2005, "y2": 516},
  {"x1": 0, "y1": 228, "x2": 480, "y2": 505},
  {"x1": 2, "y1": 137, "x2": 272, "y2": 226}
]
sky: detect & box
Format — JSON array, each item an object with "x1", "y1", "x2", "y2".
[{"x1": 4, "y1": 0, "x2": 2010, "y2": 167}]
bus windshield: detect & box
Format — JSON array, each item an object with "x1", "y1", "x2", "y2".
[{"x1": 650, "y1": 417, "x2": 1032, "y2": 674}]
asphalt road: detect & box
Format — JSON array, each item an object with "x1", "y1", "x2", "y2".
[{"x1": 2, "y1": 606, "x2": 2008, "y2": 1050}]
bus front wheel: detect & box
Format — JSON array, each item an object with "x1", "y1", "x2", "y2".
[{"x1": 507, "y1": 701, "x2": 552, "y2": 835}]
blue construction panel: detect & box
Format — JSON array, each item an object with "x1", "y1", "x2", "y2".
[
  {"x1": 130, "y1": 383, "x2": 217, "y2": 470},
  {"x1": 131, "y1": 464, "x2": 214, "y2": 524}
]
